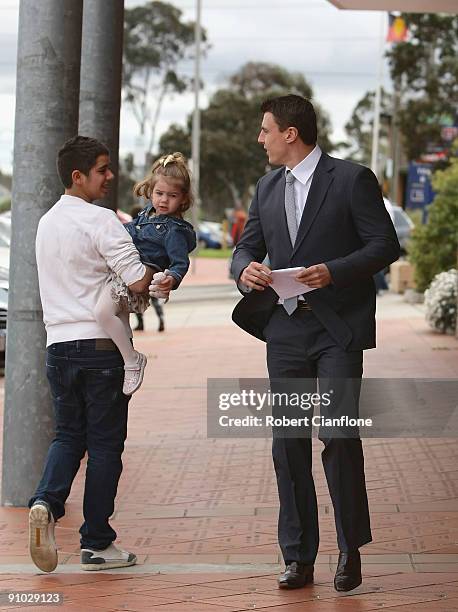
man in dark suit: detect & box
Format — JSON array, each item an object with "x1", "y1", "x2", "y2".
[{"x1": 231, "y1": 95, "x2": 400, "y2": 592}]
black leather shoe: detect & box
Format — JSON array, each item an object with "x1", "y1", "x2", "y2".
[
  {"x1": 334, "y1": 551, "x2": 362, "y2": 592},
  {"x1": 278, "y1": 562, "x2": 314, "y2": 589}
]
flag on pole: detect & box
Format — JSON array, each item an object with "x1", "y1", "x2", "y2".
[{"x1": 386, "y1": 13, "x2": 408, "y2": 43}]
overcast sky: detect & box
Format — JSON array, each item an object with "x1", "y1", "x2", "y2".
[{"x1": 0, "y1": 0, "x2": 391, "y2": 174}]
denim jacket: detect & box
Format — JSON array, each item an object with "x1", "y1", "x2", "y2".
[{"x1": 124, "y1": 205, "x2": 196, "y2": 287}]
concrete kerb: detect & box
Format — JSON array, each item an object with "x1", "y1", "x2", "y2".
[{"x1": 172, "y1": 284, "x2": 240, "y2": 303}]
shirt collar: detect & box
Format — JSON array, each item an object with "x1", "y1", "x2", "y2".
[
  {"x1": 59, "y1": 194, "x2": 91, "y2": 205},
  {"x1": 286, "y1": 145, "x2": 322, "y2": 185}
]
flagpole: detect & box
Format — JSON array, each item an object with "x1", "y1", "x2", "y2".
[{"x1": 371, "y1": 12, "x2": 385, "y2": 180}]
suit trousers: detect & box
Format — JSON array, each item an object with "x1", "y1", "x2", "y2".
[{"x1": 264, "y1": 306, "x2": 372, "y2": 565}]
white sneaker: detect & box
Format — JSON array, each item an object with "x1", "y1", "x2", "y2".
[
  {"x1": 81, "y1": 543, "x2": 137, "y2": 571},
  {"x1": 123, "y1": 351, "x2": 147, "y2": 395},
  {"x1": 29, "y1": 501, "x2": 58, "y2": 573}
]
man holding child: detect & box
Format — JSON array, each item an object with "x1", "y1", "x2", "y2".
[{"x1": 28, "y1": 136, "x2": 171, "y2": 572}]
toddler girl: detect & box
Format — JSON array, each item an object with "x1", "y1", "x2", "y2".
[{"x1": 94, "y1": 152, "x2": 196, "y2": 395}]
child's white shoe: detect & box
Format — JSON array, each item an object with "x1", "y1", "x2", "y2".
[{"x1": 123, "y1": 351, "x2": 147, "y2": 395}]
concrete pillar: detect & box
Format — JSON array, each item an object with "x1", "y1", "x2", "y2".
[
  {"x1": 79, "y1": 0, "x2": 124, "y2": 212},
  {"x1": 1, "y1": 0, "x2": 83, "y2": 507}
]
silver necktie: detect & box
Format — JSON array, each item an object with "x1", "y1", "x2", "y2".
[{"x1": 284, "y1": 171, "x2": 298, "y2": 315}]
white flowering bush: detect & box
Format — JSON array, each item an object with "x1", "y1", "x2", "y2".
[{"x1": 424, "y1": 269, "x2": 457, "y2": 334}]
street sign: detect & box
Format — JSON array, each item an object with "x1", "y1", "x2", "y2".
[{"x1": 405, "y1": 162, "x2": 435, "y2": 209}]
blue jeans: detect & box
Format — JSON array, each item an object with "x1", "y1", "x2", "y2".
[{"x1": 29, "y1": 339, "x2": 130, "y2": 550}]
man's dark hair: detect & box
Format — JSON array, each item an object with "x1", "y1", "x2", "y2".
[
  {"x1": 57, "y1": 135, "x2": 110, "y2": 188},
  {"x1": 261, "y1": 95, "x2": 317, "y2": 145}
]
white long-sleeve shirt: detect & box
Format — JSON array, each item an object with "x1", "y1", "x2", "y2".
[{"x1": 36, "y1": 194, "x2": 146, "y2": 346}]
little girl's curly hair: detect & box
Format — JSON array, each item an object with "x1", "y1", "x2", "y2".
[{"x1": 133, "y1": 152, "x2": 194, "y2": 214}]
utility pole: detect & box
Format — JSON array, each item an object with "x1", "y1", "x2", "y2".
[
  {"x1": 79, "y1": 0, "x2": 124, "y2": 211},
  {"x1": 191, "y1": 0, "x2": 202, "y2": 272},
  {"x1": 371, "y1": 12, "x2": 385, "y2": 180},
  {"x1": 2, "y1": 0, "x2": 83, "y2": 506},
  {"x1": 389, "y1": 78, "x2": 402, "y2": 204}
]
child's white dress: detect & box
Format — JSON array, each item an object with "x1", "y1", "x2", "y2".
[{"x1": 110, "y1": 274, "x2": 151, "y2": 314}]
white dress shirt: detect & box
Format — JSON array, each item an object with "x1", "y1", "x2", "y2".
[
  {"x1": 286, "y1": 144, "x2": 322, "y2": 227},
  {"x1": 279, "y1": 145, "x2": 322, "y2": 304}
]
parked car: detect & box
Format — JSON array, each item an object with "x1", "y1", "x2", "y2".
[
  {"x1": 383, "y1": 198, "x2": 414, "y2": 255},
  {"x1": 197, "y1": 221, "x2": 233, "y2": 249},
  {"x1": 197, "y1": 222, "x2": 221, "y2": 249},
  {"x1": 391, "y1": 205, "x2": 415, "y2": 254}
]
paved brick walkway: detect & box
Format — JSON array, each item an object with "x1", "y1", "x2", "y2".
[{"x1": 0, "y1": 257, "x2": 457, "y2": 610}]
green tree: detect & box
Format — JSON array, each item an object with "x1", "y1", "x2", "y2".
[
  {"x1": 386, "y1": 13, "x2": 458, "y2": 161},
  {"x1": 117, "y1": 154, "x2": 136, "y2": 214},
  {"x1": 408, "y1": 141, "x2": 458, "y2": 292},
  {"x1": 343, "y1": 88, "x2": 392, "y2": 166},
  {"x1": 123, "y1": 1, "x2": 207, "y2": 159},
  {"x1": 0, "y1": 171, "x2": 12, "y2": 191},
  {"x1": 0, "y1": 171, "x2": 12, "y2": 212},
  {"x1": 159, "y1": 62, "x2": 333, "y2": 219}
]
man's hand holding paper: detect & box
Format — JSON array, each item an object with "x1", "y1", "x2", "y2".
[
  {"x1": 270, "y1": 267, "x2": 317, "y2": 300},
  {"x1": 240, "y1": 261, "x2": 272, "y2": 291},
  {"x1": 295, "y1": 263, "x2": 332, "y2": 289}
]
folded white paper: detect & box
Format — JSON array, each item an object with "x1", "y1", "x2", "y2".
[{"x1": 270, "y1": 267, "x2": 317, "y2": 299}]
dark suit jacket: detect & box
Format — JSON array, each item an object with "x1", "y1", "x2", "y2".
[{"x1": 231, "y1": 152, "x2": 400, "y2": 351}]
